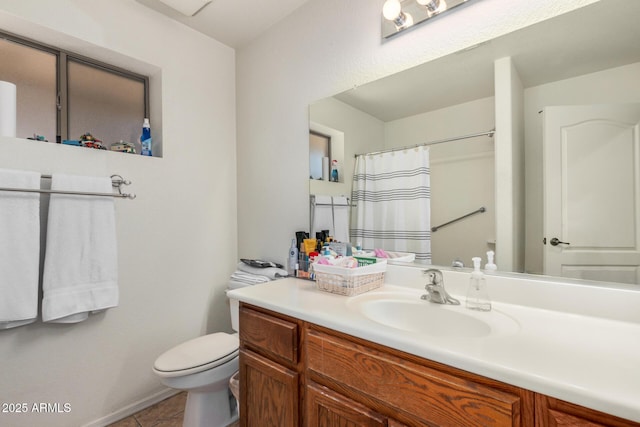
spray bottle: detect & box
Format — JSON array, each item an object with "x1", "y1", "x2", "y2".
[
  {"x1": 140, "y1": 118, "x2": 152, "y2": 156},
  {"x1": 466, "y1": 256, "x2": 491, "y2": 311},
  {"x1": 331, "y1": 160, "x2": 339, "y2": 182},
  {"x1": 287, "y1": 239, "x2": 298, "y2": 276}
]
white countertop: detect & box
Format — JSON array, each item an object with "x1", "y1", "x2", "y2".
[{"x1": 227, "y1": 268, "x2": 640, "y2": 423}]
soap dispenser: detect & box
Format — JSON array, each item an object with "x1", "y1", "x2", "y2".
[
  {"x1": 466, "y1": 257, "x2": 491, "y2": 311},
  {"x1": 485, "y1": 250, "x2": 497, "y2": 272}
]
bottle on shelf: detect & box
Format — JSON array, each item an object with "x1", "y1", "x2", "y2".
[
  {"x1": 331, "y1": 160, "x2": 339, "y2": 182},
  {"x1": 141, "y1": 118, "x2": 152, "y2": 156}
]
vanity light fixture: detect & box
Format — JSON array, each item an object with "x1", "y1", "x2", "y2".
[{"x1": 382, "y1": 0, "x2": 476, "y2": 39}]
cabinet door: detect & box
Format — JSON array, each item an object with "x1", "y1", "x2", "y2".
[
  {"x1": 240, "y1": 349, "x2": 299, "y2": 427},
  {"x1": 306, "y1": 382, "x2": 386, "y2": 427},
  {"x1": 535, "y1": 395, "x2": 640, "y2": 427}
]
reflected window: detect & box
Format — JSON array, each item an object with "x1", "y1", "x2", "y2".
[
  {"x1": 68, "y1": 59, "x2": 145, "y2": 151},
  {"x1": 310, "y1": 131, "x2": 331, "y2": 180}
]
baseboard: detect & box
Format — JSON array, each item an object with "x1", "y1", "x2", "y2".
[{"x1": 82, "y1": 388, "x2": 179, "y2": 427}]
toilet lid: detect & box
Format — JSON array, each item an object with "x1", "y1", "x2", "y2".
[{"x1": 153, "y1": 332, "x2": 239, "y2": 377}]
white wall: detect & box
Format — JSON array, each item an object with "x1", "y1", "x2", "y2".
[
  {"x1": 0, "y1": 1, "x2": 236, "y2": 426},
  {"x1": 524, "y1": 61, "x2": 640, "y2": 274},
  {"x1": 236, "y1": 0, "x2": 599, "y2": 266}
]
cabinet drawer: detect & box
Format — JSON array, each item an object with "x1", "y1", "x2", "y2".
[
  {"x1": 239, "y1": 305, "x2": 298, "y2": 365},
  {"x1": 535, "y1": 395, "x2": 640, "y2": 427},
  {"x1": 306, "y1": 327, "x2": 523, "y2": 426}
]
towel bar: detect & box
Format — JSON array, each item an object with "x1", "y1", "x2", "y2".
[
  {"x1": 431, "y1": 206, "x2": 485, "y2": 232},
  {"x1": 0, "y1": 174, "x2": 136, "y2": 199}
]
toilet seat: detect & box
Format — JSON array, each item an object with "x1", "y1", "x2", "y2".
[{"x1": 153, "y1": 332, "x2": 239, "y2": 378}]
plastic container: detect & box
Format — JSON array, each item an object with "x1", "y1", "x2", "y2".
[
  {"x1": 485, "y1": 250, "x2": 497, "y2": 271},
  {"x1": 466, "y1": 257, "x2": 491, "y2": 311},
  {"x1": 312, "y1": 259, "x2": 387, "y2": 296},
  {"x1": 331, "y1": 159, "x2": 339, "y2": 182},
  {"x1": 141, "y1": 118, "x2": 152, "y2": 156},
  {"x1": 287, "y1": 238, "x2": 298, "y2": 276}
]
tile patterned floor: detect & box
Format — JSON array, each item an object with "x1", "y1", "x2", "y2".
[
  {"x1": 108, "y1": 392, "x2": 186, "y2": 427},
  {"x1": 108, "y1": 392, "x2": 240, "y2": 427}
]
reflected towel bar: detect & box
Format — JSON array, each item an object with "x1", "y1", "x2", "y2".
[
  {"x1": 0, "y1": 174, "x2": 136, "y2": 199},
  {"x1": 432, "y1": 206, "x2": 485, "y2": 232}
]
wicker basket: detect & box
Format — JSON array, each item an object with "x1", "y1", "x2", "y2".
[{"x1": 312, "y1": 259, "x2": 387, "y2": 296}]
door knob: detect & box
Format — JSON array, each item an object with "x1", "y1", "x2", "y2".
[{"x1": 550, "y1": 237, "x2": 570, "y2": 246}]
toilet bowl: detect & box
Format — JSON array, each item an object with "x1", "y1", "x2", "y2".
[
  {"x1": 153, "y1": 332, "x2": 239, "y2": 427},
  {"x1": 152, "y1": 282, "x2": 249, "y2": 427}
]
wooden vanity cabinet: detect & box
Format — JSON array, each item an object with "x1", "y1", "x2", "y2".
[
  {"x1": 238, "y1": 303, "x2": 639, "y2": 427},
  {"x1": 238, "y1": 305, "x2": 301, "y2": 427}
]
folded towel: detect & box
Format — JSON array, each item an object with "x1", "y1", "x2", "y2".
[
  {"x1": 0, "y1": 169, "x2": 40, "y2": 329},
  {"x1": 229, "y1": 279, "x2": 257, "y2": 290},
  {"x1": 236, "y1": 262, "x2": 288, "y2": 279},
  {"x1": 230, "y1": 271, "x2": 270, "y2": 284},
  {"x1": 42, "y1": 174, "x2": 119, "y2": 323}
]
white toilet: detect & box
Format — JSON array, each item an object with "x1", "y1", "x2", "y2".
[{"x1": 153, "y1": 285, "x2": 247, "y2": 427}]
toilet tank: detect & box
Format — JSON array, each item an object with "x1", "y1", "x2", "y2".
[
  {"x1": 229, "y1": 295, "x2": 240, "y2": 332},
  {"x1": 227, "y1": 281, "x2": 253, "y2": 332}
]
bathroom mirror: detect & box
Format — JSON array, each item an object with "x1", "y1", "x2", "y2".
[{"x1": 309, "y1": 0, "x2": 640, "y2": 285}]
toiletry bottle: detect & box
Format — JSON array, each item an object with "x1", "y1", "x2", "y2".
[
  {"x1": 466, "y1": 257, "x2": 491, "y2": 311},
  {"x1": 141, "y1": 118, "x2": 152, "y2": 156},
  {"x1": 331, "y1": 160, "x2": 339, "y2": 182},
  {"x1": 287, "y1": 238, "x2": 298, "y2": 276},
  {"x1": 485, "y1": 250, "x2": 497, "y2": 272}
]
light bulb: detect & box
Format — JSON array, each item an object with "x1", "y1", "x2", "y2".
[
  {"x1": 416, "y1": 0, "x2": 447, "y2": 14},
  {"x1": 383, "y1": 0, "x2": 413, "y2": 29},
  {"x1": 383, "y1": 0, "x2": 402, "y2": 21}
]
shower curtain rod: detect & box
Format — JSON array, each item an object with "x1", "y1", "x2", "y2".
[
  {"x1": 0, "y1": 174, "x2": 136, "y2": 199},
  {"x1": 355, "y1": 128, "x2": 495, "y2": 157}
]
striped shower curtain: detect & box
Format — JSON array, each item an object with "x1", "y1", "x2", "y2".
[{"x1": 350, "y1": 146, "x2": 431, "y2": 263}]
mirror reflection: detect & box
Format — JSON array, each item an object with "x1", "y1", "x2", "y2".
[{"x1": 308, "y1": 0, "x2": 640, "y2": 285}]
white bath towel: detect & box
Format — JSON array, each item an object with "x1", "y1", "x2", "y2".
[
  {"x1": 0, "y1": 169, "x2": 40, "y2": 329},
  {"x1": 236, "y1": 262, "x2": 288, "y2": 280},
  {"x1": 42, "y1": 174, "x2": 119, "y2": 323},
  {"x1": 311, "y1": 194, "x2": 334, "y2": 238}
]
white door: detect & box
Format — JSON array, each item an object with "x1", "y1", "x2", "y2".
[{"x1": 543, "y1": 104, "x2": 640, "y2": 285}]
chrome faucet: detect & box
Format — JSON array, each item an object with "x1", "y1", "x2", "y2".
[{"x1": 421, "y1": 269, "x2": 460, "y2": 305}]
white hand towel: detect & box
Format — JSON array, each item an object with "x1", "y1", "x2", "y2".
[
  {"x1": 332, "y1": 196, "x2": 350, "y2": 243},
  {"x1": 311, "y1": 194, "x2": 334, "y2": 237},
  {"x1": 0, "y1": 169, "x2": 40, "y2": 329},
  {"x1": 42, "y1": 174, "x2": 118, "y2": 323}
]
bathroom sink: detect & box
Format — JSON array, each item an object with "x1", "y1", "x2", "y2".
[{"x1": 347, "y1": 290, "x2": 520, "y2": 338}]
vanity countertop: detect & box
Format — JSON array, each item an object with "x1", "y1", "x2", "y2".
[{"x1": 227, "y1": 273, "x2": 640, "y2": 423}]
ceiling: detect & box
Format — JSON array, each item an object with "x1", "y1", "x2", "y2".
[{"x1": 135, "y1": 0, "x2": 312, "y2": 48}]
